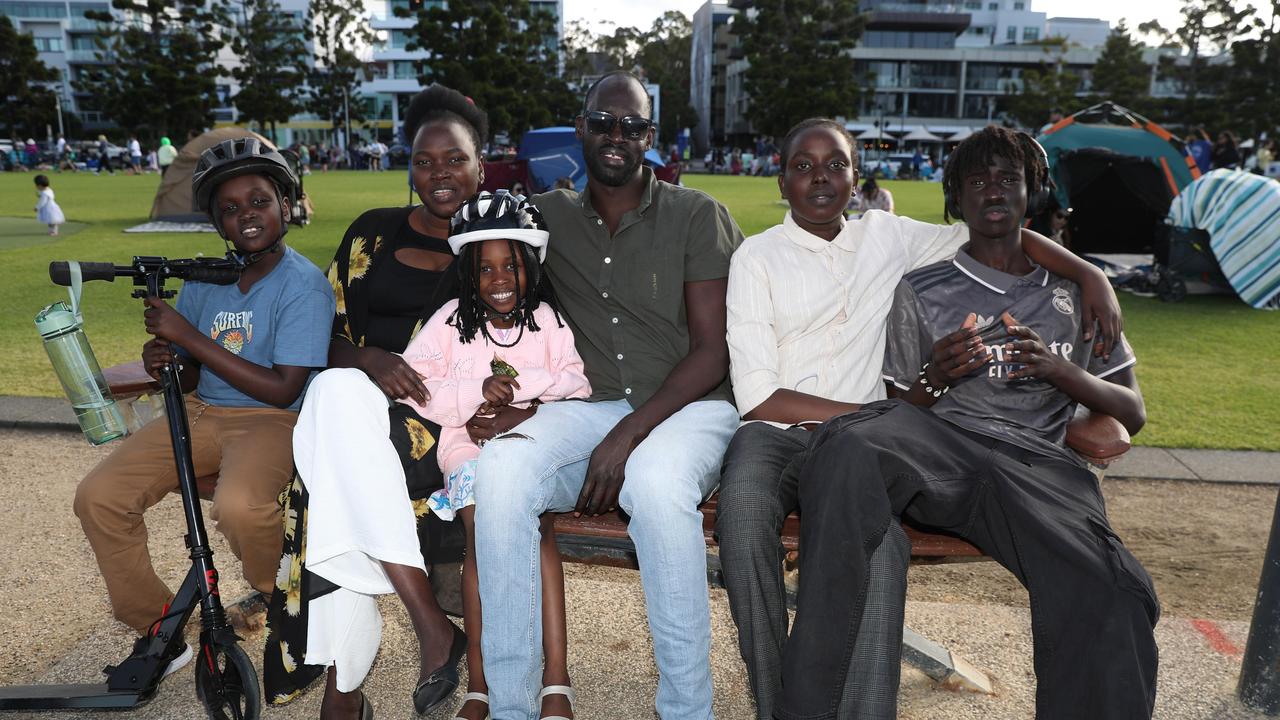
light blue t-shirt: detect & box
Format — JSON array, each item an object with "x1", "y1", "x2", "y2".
[{"x1": 175, "y1": 246, "x2": 334, "y2": 411}]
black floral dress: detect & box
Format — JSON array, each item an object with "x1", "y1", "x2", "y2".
[{"x1": 264, "y1": 206, "x2": 462, "y2": 703}]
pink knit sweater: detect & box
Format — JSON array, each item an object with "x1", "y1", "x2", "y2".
[{"x1": 399, "y1": 298, "x2": 591, "y2": 475}]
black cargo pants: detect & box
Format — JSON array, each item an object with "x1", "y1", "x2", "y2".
[{"x1": 776, "y1": 400, "x2": 1160, "y2": 720}]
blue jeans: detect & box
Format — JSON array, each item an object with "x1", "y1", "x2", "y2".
[{"x1": 475, "y1": 398, "x2": 739, "y2": 720}]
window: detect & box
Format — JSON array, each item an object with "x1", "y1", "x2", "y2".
[
  {"x1": 1013, "y1": 1, "x2": 1024, "y2": 8},
  {"x1": 0, "y1": 2, "x2": 67, "y2": 18},
  {"x1": 1023, "y1": 26, "x2": 1039, "y2": 41},
  {"x1": 1006, "y1": 25, "x2": 1017, "y2": 41},
  {"x1": 988, "y1": 2, "x2": 998, "y2": 9},
  {"x1": 964, "y1": 0, "x2": 981, "y2": 7},
  {"x1": 33, "y1": 36, "x2": 63, "y2": 52},
  {"x1": 70, "y1": 34, "x2": 99, "y2": 50}
]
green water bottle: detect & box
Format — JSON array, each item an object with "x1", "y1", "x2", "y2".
[{"x1": 34, "y1": 265, "x2": 127, "y2": 445}]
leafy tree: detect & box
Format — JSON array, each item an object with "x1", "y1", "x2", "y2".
[
  {"x1": 228, "y1": 0, "x2": 309, "y2": 143},
  {"x1": 1139, "y1": 0, "x2": 1250, "y2": 129},
  {"x1": 634, "y1": 12, "x2": 699, "y2": 145},
  {"x1": 306, "y1": 0, "x2": 372, "y2": 145},
  {"x1": 1008, "y1": 44, "x2": 1082, "y2": 128},
  {"x1": 1089, "y1": 22, "x2": 1153, "y2": 111},
  {"x1": 1223, "y1": 0, "x2": 1280, "y2": 137},
  {"x1": 733, "y1": 0, "x2": 865, "y2": 138},
  {"x1": 73, "y1": 1, "x2": 230, "y2": 142},
  {"x1": 0, "y1": 15, "x2": 60, "y2": 137},
  {"x1": 400, "y1": 0, "x2": 577, "y2": 143}
]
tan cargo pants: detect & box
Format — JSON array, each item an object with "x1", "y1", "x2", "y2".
[{"x1": 74, "y1": 395, "x2": 296, "y2": 633}]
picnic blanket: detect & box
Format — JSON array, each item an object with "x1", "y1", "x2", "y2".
[{"x1": 1168, "y1": 169, "x2": 1280, "y2": 309}]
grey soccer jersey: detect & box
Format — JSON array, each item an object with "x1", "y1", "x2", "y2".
[{"x1": 882, "y1": 249, "x2": 1136, "y2": 465}]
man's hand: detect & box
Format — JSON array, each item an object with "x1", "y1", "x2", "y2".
[
  {"x1": 1079, "y1": 272, "x2": 1122, "y2": 360},
  {"x1": 1004, "y1": 314, "x2": 1072, "y2": 383},
  {"x1": 482, "y1": 374, "x2": 520, "y2": 407},
  {"x1": 142, "y1": 297, "x2": 195, "y2": 345},
  {"x1": 466, "y1": 403, "x2": 535, "y2": 444},
  {"x1": 359, "y1": 347, "x2": 428, "y2": 404},
  {"x1": 575, "y1": 419, "x2": 644, "y2": 517},
  {"x1": 141, "y1": 338, "x2": 177, "y2": 381},
  {"x1": 926, "y1": 312, "x2": 991, "y2": 389}
]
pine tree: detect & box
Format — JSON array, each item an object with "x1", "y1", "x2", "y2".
[
  {"x1": 1139, "y1": 0, "x2": 1250, "y2": 129},
  {"x1": 1008, "y1": 42, "x2": 1082, "y2": 129},
  {"x1": 1223, "y1": 0, "x2": 1280, "y2": 137},
  {"x1": 635, "y1": 12, "x2": 699, "y2": 145},
  {"x1": 228, "y1": 0, "x2": 309, "y2": 143},
  {"x1": 734, "y1": 0, "x2": 865, "y2": 138},
  {"x1": 73, "y1": 1, "x2": 230, "y2": 143},
  {"x1": 0, "y1": 15, "x2": 60, "y2": 137},
  {"x1": 306, "y1": 0, "x2": 372, "y2": 148},
  {"x1": 401, "y1": 0, "x2": 577, "y2": 143},
  {"x1": 1090, "y1": 22, "x2": 1153, "y2": 110}
]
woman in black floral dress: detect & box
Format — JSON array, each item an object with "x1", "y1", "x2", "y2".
[{"x1": 264, "y1": 85, "x2": 487, "y2": 719}]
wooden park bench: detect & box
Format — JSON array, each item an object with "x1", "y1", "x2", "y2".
[{"x1": 104, "y1": 359, "x2": 1131, "y2": 693}]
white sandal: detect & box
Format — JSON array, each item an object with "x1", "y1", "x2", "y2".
[
  {"x1": 538, "y1": 684, "x2": 576, "y2": 720},
  {"x1": 453, "y1": 691, "x2": 490, "y2": 720}
]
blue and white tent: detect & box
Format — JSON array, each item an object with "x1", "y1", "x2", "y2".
[{"x1": 1167, "y1": 169, "x2": 1280, "y2": 309}]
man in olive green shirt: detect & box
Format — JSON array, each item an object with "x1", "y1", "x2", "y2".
[{"x1": 472, "y1": 71, "x2": 742, "y2": 720}]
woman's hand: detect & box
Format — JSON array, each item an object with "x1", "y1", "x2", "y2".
[
  {"x1": 1079, "y1": 272, "x2": 1122, "y2": 360},
  {"x1": 359, "y1": 347, "x2": 428, "y2": 405},
  {"x1": 482, "y1": 374, "x2": 520, "y2": 407},
  {"x1": 466, "y1": 404, "x2": 536, "y2": 444}
]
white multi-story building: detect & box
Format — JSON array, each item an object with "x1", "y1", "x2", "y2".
[
  {"x1": 1045, "y1": 16, "x2": 1112, "y2": 48},
  {"x1": 690, "y1": 0, "x2": 736, "y2": 155}
]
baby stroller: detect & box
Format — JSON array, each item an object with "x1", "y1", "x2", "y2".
[{"x1": 1148, "y1": 223, "x2": 1230, "y2": 302}]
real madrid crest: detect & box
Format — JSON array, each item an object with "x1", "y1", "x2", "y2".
[{"x1": 1052, "y1": 287, "x2": 1074, "y2": 315}]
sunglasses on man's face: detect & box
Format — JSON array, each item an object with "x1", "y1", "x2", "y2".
[{"x1": 582, "y1": 111, "x2": 654, "y2": 140}]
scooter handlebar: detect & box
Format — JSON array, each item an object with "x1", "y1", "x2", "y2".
[{"x1": 49, "y1": 261, "x2": 119, "y2": 286}]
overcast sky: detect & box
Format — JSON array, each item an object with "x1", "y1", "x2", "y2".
[{"x1": 562, "y1": 0, "x2": 1269, "y2": 41}]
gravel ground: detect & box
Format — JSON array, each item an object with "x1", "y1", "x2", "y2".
[{"x1": 1, "y1": 427, "x2": 1275, "y2": 719}]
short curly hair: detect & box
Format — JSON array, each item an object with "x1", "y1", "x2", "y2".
[
  {"x1": 403, "y1": 83, "x2": 489, "y2": 153},
  {"x1": 943, "y1": 125, "x2": 1046, "y2": 221},
  {"x1": 779, "y1": 118, "x2": 858, "y2": 168}
]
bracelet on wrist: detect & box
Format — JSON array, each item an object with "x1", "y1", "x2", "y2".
[{"x1": 918, "y1": 362, "x2": 949, "y2": 398}]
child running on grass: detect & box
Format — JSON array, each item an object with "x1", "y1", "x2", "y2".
[
  {"x1": 399, "y1": 191, "x2": 589, "y2": 720},
  {"x1": 33, "y1": 174, "x2": 65, "y2": 236}
]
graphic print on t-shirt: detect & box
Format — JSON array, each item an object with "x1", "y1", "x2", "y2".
[{"x1": 209, "y1": 310, "x2": 254, "y2": 355}]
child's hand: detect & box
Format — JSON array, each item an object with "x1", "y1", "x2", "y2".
[
  {"x1": 482, "y1": 374, "x2": 520, "y2": 407},
  {"x1": 143, "y1": 297, "x2": 194, "y2": 344},
  {"x1": 141, "y1": 338, "x2": 177, "y2": 380}
]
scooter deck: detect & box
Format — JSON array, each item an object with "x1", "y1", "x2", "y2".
[{"x1": 0, "y1": 683, "x2": 152, "y2": 710}]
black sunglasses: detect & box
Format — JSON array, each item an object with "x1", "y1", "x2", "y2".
[{"x1": 582, "y1": 111, "x2": 654, "y2": 140}]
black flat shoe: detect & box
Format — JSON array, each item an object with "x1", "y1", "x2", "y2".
[
  {"x1": 412, "y1": 621, "x2": 467, "y2": 716},
  {"x1": 359, "y1": 690, "x2": 374, "y2": 720}
]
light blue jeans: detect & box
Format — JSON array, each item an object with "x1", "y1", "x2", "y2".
[{"x1": 474, "y1": 398, "x2": 739, "y2": 720}]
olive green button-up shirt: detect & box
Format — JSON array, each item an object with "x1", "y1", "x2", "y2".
[{"x1": 533, "y1": 167, "x2": 743, "y2": 408}]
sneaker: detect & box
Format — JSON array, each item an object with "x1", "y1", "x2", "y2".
[{"x1": 160, "y1": 642, "x2": 193, "y2": 679}]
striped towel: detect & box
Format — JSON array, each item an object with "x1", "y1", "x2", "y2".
[{"x1": 1168, "y1": 169, "x2": 1280, "y2": 309}]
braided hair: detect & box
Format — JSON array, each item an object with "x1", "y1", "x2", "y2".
[
  {"x1": 943, "y1": 125, "x2": 1046, "y2": 222},
  {"x1": 450, "y1": 237, "x2": 565, "y2": 346},
  {"x1": 403, "y1": 83, "x2": 490, "y2": 152}
]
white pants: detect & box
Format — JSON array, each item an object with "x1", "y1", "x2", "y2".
[{"x1": 294, "y1": 368, "x2": 428, "y2": 691}]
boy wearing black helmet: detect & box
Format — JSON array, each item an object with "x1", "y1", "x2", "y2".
[{"x1": 74, "y1": 137, "x2": 334, "y2": 677}]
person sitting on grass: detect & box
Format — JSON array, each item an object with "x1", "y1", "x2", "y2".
[
  {"x1": 73, "y1": 138, "x2": 334, "y2": 678},
  {"x1": 773, "y1": 125, "x2": 1157, "y2": 720},
  {"x1": 398, "y1": 192, "x2": 590, "y2": 719},
  {"x1": 719, "y1": 117, "x2": 1128, "y2": 720}
]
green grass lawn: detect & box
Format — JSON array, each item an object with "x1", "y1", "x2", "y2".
[{"x1": 1, "y1": 171, "x2": 1276, "y2": 450}]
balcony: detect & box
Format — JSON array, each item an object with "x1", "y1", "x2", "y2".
[{"x1": 67, "y1": 49, "x2": 107, "y2": 64}]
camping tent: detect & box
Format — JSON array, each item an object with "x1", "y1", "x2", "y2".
[
  {"x1": 1168, "y1": 169, "x2": 1280, "y2": 309},
  {"x1": 482, "y1": 127, "x2": 676, "y2": 194},
  {"x1": 150, "y1": 127, "x2": 276, "y2": 222},
  {"x1": 1039, "y1": 102, "x2": 1200, "y2": 254}
]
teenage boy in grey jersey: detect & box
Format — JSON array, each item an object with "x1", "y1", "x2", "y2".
[{"x1": 774, "y1": 126, "x2": 1158, "y2": 720}]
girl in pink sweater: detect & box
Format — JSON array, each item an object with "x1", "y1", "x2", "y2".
[{"x1": 399, "y1": 192, "x2": 588, "y2": 720}]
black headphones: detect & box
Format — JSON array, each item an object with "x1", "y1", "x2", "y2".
[{"x1": 944, "y1": 131, "x2": 1053, "y2": 222}]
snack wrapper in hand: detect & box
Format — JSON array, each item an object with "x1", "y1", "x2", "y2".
[{"x1": 490, "y1": 354, "x2": 519, "y2": 378}]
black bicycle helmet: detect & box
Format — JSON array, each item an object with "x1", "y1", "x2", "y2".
[
  {"x1": 191, "y1": 137, "x2": 298, "y2": 215},
  {"x1": 448, "y1": 191, "x2": 550, "y2": 261}
]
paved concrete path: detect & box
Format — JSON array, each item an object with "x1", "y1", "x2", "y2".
[{"x1": 6, "y1": 395, "x2": 1277, "y2": 485}]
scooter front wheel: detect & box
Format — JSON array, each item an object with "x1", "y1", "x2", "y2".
[{"x1": 194, "y1": 640, "x2": 260, "y2": 720}]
